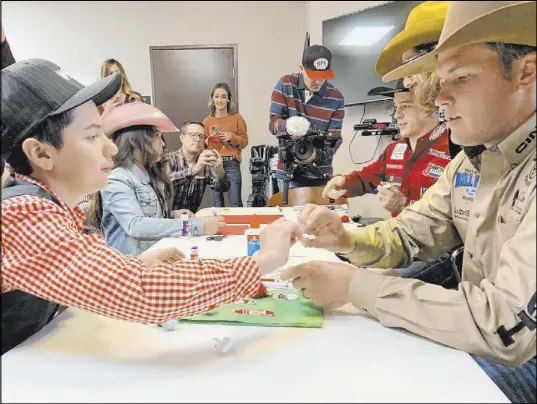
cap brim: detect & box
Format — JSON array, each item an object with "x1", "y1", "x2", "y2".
[
  {"x1": 51, "y1": 73, "x2": 122, "y2": 116},
  {"x1": 367, "y1": 86, "x2": 408, "y2": 97},
  {"x1": 304, "y1": 68, "x2": 335, "y2": 80}
]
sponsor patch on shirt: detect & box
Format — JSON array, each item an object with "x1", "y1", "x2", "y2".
[
  {"x1": 453, "y1": 207, "x2": 471, "y2": 221},
  {"x1": 455, "y1": 171, "x2": 480, "y2": 200},
  {"x1": 428, "y1": 148, "x2": 451, "y2": 161},
  {"x1": 422, "y1": 163, "x2": 444, "y2": 178},
  {"x1": 511, "y1": 189, "x2": 526, "y2": 215},
  {"x1": 455, "y1": 172, "x2": 480, "y2": 188},
  {"x1": 390, "y1": 143, "x2": 408, "y2": 160},
  {"x1": 464, "y1": 187, "x2": 477, "y2": 199},
  {"x1": 386, "y1": 164, "x2": 404, "y2": 170},
  {"x1": 385, "y1": 175, "x2": 402, "y2": 187},
  {"x1": 428, "y1": 124, "x2": 446, "y2": 142}
]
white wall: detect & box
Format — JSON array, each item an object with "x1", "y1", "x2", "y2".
[
  {"x1": 1, "y1": 0, "x2": 307, "y2": 204},
  {"x1": 307, "y1": 0, "x2": 394, "y2": 218}
]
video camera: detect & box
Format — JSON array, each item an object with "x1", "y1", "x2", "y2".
[
  {"x1": 354, "y1": 118, "x2": 400, "y2": 140},
  {"x1": 275, "y1": 126, "x2": 340, "y2": 205}
]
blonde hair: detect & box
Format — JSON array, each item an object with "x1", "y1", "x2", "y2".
[
  {"x1": 208, "y1": 82, "x2": 237, "y2": 116},
  {"x1": 415, "y1": 71, "x2": 440, "y2": 118},
  {"x1": 100, "y1": 59, "x2": 142, "y2": 102}
]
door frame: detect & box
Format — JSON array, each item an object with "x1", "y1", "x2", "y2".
[{"x1": 149, "y1": 44, "x2": 239, "y2": 113}]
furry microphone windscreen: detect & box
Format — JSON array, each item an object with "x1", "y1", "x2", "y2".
[{"x1": 286, "y1": 116, "x2": 310, "y2": 137}]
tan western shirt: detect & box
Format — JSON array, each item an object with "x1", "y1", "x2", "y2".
[{"x1": 342, "y1": 113, "x2": 536, "y2": 366}]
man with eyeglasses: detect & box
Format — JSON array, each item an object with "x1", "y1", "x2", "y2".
[{"x1": 168, "y1": 121, "x2": 228, "y2": 214}]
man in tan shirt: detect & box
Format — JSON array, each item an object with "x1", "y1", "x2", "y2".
[{"x1": 282, "y1": 2, "x2": 536, "y2": 402}]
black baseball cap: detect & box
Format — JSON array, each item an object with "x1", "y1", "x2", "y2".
[
  {"x1": 367, "y1": 79, "x2": 409, "y2": 98},
  {"x1": 1, "y1": 58, "x2": 122, "y2": 159},
  {"x1": 302, "y1": 45, "x2": 335, "y2": 80}
]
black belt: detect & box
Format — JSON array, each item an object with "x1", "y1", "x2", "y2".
[{"x1": 222, "y1": 156, "x2": 236, "y2": 161}]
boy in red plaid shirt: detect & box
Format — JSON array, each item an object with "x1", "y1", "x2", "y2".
[{"x1": 1, "y1": 59, "x2": 301, "y2": 354}]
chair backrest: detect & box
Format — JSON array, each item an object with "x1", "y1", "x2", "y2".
[{"x1": 267, "y1": 186, "x2": 347, "y2": 207}]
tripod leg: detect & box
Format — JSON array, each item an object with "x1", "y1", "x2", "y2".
[{"x1": 282, "y1": 180, "x2": 289, "y2": 205}]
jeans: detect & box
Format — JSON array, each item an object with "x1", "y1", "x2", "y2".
[
  {"x1": 396, "y1": 252, "x2": 458, "y2": 289},
  {"x1": 472, "y1": 355, "x2": 536, "y2": 403},
  {"x1": 212, "y1": 159, "x2": 243, "y2": 207}
]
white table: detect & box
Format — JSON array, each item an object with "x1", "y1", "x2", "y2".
[{"x1": 1, "y1": 208, "x2": 508, "y2": 403}]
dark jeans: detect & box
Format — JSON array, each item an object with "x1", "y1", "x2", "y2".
[
  {"x1": 212, "y1": 158, "x2": 243, "y2": 207},
  {"x1": 472, "y1": 355, "x2": 536, "y2": 403},
  {"x1": 397, "y1": 254, "x2": 536, "y2": 402},
  {"x1": 395, "y1": 252, "x2": 458, "y2": 289}
]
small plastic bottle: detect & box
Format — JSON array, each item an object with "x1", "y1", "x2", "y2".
[
  {"x1": 181, "y1": 213, "x2": 189, "y2": 236},
  {"x1": 244, "y1": 214, "x2": 261, "y2": 256},
  {"x1": 190, "y1": 246, "x2": 199, "y2": 260}
]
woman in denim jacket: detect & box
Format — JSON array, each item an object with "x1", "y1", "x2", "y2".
[{"x1": 88, "y1": 103, "x2": 223, "y2": 254}]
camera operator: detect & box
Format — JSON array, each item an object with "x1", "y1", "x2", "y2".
[
  {"x1": 323, "y1": 79, "x2": 451, "y2": 217},
  {"x1": 269, "y1": 45, "x2": 345, "y2": 191}
]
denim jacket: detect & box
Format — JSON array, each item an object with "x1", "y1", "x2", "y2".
[{"x1": 100, "y1": 165, "x2": 183, "y2": 255}]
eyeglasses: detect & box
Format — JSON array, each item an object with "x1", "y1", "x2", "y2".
[{"x1": 185, "y1": 132, "x2": 206, "y2": 141}]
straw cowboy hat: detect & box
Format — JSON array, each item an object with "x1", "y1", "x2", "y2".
[
  {"x1": 103, "y1": 102, "x2": 179, "y2": 137},
  {"x1": 376, "y1": 1, "x2": 450, "y2": 77},
  {"x1": 382, "y1": 1, "x2": 537, "y2": 82}
]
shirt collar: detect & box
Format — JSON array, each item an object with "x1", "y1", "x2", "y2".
[
  {"x1": 497, "y1": 112, "x2": 537, "y2": 168},
  {"x1": 13, "y1": 173, "x2": 86, "y2": 223},
  {"x1": 404, "y1": 122, "x2": 445, "y2": 149}
]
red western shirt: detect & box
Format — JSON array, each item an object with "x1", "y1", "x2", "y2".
[{"x1": 344, "y1": 123, "x2": 452, "y2": 216}]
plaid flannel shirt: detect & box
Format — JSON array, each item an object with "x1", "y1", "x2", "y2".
[{"x1": 167, "y1": 149, "x2": 229, "y2": 212}]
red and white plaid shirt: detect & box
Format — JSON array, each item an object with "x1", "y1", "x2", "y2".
[{"x1": 1, "y1": 175, "x2": 261, "y2": 324}]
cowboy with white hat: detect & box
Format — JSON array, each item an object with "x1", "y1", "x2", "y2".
[{"x1": 281, "y1": 4, "x2": 536, "y2": 401}]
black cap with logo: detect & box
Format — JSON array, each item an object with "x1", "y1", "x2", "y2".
[
  {"x1": 1, "y1": 58, "x2": 121, "y2": 160},
  {"x1": 302, "y1": 45, "x2": 335, "y2": 80}
]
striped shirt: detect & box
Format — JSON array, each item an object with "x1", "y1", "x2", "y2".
[
  {"x1": 167, "y1": 149, "x2": 229, "y2": 213},
  {"x1": 269, "y1": 73, "x2": 345, "y2": 177},
  {"x1": 1, "y1": 174, "x2": 261, "y2": 325}
]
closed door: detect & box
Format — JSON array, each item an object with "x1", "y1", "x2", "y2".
[
  {"x1": 150, "y1": 45, "x2": 237, "y2": 149},
  {"x1": 150, "y1": 45, "x2": 238, "y2": 208}
]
